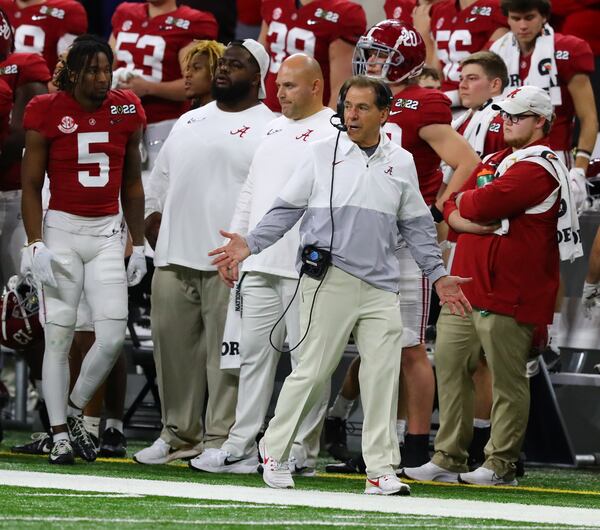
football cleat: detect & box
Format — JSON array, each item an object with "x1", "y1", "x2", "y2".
[
  {"x1": 49, "y1": 439, "x2": 75, "y2": 465},
  {"x1": 458, "y1": 466, "x2": 518, "y2": 486},
  {"x1": 189, "y1": 448, "x2": 258, "y2": 474},
  {"x1": 288, "y1": 456, "x2": 316, "y2": 477},
  {"x1": 67, "y1": 415, "x2": 97, "y2": 462},
  {"x1": 365, "y1": 474, "x2": 411, "y2": 496},
  {"x1": 258, "y1": 438, "x2": 294, "y2": 489},
  {"x1": 133, "y1": 437, "x2": 200, "y2": 465},
  {"x1": 400, "y1": 461, "x2": 459, "y2": 483},
  {"x1": 325, "y1": 454, "x2": 366, "y2": 474},
  {"x1": 99, "y1": 428, "x2": 127, "y2": 458},
  {"x1": 11, "y1": 432, "x2": 52, "y2": 455}
]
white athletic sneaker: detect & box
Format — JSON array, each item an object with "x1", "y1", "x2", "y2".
[
  {"x1": 459, "y1": 466, "x2": 518, "y2": 486},
  {"x1": 189, "y1": 448, "x2": 258, "y2": 474},
  {"x1": 400, "y1": 461, "x2": 459, "y2": 483},
  {"x1": 288, "y1": 456, "x2": 316, "y2": 477},
  {"x1": 133, "y1": 438, "x2": 200, "y2": 465},
  {"x1": 258, "y1": 438, "x2": 294, "y2": 489},
  {"x1": 365, "y1": 474, "x2": 410, "y2": 496}
]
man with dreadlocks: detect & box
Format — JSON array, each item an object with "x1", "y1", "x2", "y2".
[
  {"x1": 21, "y1": 34, "x2": 147, "y2": 465},
  {"x1": 182, "y1": 40, "x2": 225, "y2": 110}
]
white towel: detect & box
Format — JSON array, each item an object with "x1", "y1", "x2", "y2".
[
  {"x1": 491, "y1": 24, "x2": 561, "y2": 106},
  {"x1": 491, "y1": 145, "x2": 583, "y2": 262}
]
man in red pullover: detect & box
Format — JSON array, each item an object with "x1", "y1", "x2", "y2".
[{"x1": 402, "y1": 85, "x2": 572, "y2": 486}]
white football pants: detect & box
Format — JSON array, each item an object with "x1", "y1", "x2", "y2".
[
  {"x1": 0, "y1": 190, "x2": 26, "y2": 286},
  {"x1": 42, "y1": 221, "x2": 127, "y2": 427}
]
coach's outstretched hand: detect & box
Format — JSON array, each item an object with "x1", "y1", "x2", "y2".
[
  {"x1": 434, "y1": 276, "x2": 473, "y2": 317},
  {"x1": 209, "y1": 230, "x2": 251, "y2": 283}
]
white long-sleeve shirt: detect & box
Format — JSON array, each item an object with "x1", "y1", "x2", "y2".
[
  {"x1": 229, "y1": 107, "x2": 335, "y2": 279},
  {"x1": 145, "y1": 101, "x2": 274, "y2": 270}
]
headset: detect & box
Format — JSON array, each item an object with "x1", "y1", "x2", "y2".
[{"x1": 269, "y1": 77, "x2": 393, "y2": 354}]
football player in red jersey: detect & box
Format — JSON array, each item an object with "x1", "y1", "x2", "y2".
[
  {"x1": 21, "y1": 35, "x2": 147, "y2": 465},
  {"x1": 491, "y1": 0, "x2": 598, "y2": 208},
  {"x1": 258, "y1": 0, "x2": 367, "y2": 112},
  {"x1": 413, "y1": 0, "x2": 508, "y2": 107},
  {"x1": 324, "y1": 19, "x2": 480, "y2": 471},
  {"x1": 110, "y1": 0, "x2": 218, "y2": 170},
  {"x1": 0, "y1": 0, "x2": 87, "y2": 72}
]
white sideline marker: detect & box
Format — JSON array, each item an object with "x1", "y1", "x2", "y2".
[{"x1": 0, "y1": 470, "x2": 599, "y2": 527}]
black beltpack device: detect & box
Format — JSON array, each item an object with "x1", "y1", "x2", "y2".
[{"x1": 301, "y1": 245, "x2": 331, "y2": 280}]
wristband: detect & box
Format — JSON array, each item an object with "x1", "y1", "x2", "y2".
[
  {"x1": 430, "y1": 203, "x2": 444, "y2": 223},
  {"x1": 576, "y1": 148, "x2": 592, "y2": 160},
  {"x1": 27, "y1": 239, "x2": 43, "y2": 246}
]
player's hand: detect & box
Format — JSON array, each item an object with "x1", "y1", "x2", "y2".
[
  {"x1": 434, "y1": 275, "x2": 473, "y2": 317},
  {"x1": 20, "y1": 245, "x2": 33, "y2": 276},
  {"x1": 127, "y1": 246, "x2": 147, "y2": 287},
  {"x1": 208, "y1": 230, "x2": 251, "y2": 272},
  {"x1": 144, "y1": 212, "x2": 162, "y2": 250},
  {"x1": 582, "y1": 281, "x2": 600, "y2": 319},
  {"x1": 217, "y1": 264, "x2": 237, "y2": 288},
  {"x1": 30, "y1": 242, "x2": 58, "y2": 287},
  {"x1": 569, "y1": 167, "x2": 589, "y2": 211},
  {"x1": 118, "y1": 75, "x2": 153, "y2": 98},
  {"x1": 448, "y1": 210, "x2": 500, "y2": 235},
  {"x1": 412, "y1": 2, "x2": 432, "y2": 36}
]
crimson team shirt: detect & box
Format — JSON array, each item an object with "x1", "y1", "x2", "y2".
[
  {"x1": 429, "y1": 0, "x2": 507, "y2": 94},
  {"x1": 261, "y1": 0, "x2": 366, "y2": 112},
  {"x1": 23, "y1": 89, "x2": 147, "y2": 217},
  {"x1": 384, "y1": 0, "x2": 416, "y2": 24},
  {"x1": 384, "y1": 84, "x2": 452, "y2": 205},
  {"x1": 111, "y1": 2, "x2": 217, "y2": 124},
  {"x1": 0, "y1": 0, "x2": 87, "y2": 71},
  {"x1": 513, "y1": 34, "x2": 594, "y2": 152},
  {"x1": 0, "y1": 78, "x2": 12, "y2": 145},
  {"x1": 0, "y1": 51, "x2": 51, "y2": 191}
]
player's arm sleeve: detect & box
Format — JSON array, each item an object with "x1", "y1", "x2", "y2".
[
  {"x1": 559, "y1": 37, "x2": 594, "y2": 83},
  {"x1": 189, "y1": 12, "x2": 219, "y2": 41},
  {"x1": 19, "y1": 55, "x2": 52, "y2": 84},
  {"x1": 337, "y1": 3, "x2": 367, "y2": 45},
  {"x1": 397, "y1": 164, "x2": 447, "y2": 283},
  {"x1": 246, "y1": 151, "x2": 314, "y2": 254},
  {"x1": 459, "y1": 162, "x2": 557, "y2": 222}
]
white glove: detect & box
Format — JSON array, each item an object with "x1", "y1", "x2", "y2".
[
  {"x1": 569, "y1": 167, "x2": 588, "y2": 211},
  {"x1": 582, "y1": 281, "x2": 600, "y2": 318},
  {"x1": 20, "y1": 244, "x2": 33, "y2": 276},
  {"x1": 30, "y1": 242, "x2": 58, "y2": 287},
  {"x1": 127, "y1": 246, "x2": 147, "y2": 287}
]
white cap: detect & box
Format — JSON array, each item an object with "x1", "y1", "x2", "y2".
[
  {"x1": 492, "y1": 85, "x2": 553, "y2": 121},
  {"x1": 235, "y1": 39, "x2": 269, "y2": 100}
]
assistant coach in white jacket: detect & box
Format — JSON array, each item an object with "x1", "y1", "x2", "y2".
[{"x1": 210, "y1": 76, "x2": 472, "y2": 496}]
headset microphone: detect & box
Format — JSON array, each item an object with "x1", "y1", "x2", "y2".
[{"x1": 330, "y1": 113, "x2": 347, "y2": 132}]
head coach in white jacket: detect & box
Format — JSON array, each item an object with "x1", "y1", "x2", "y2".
[{"x1": 210, "y1": 75, "x2": 472, "y2": 496}]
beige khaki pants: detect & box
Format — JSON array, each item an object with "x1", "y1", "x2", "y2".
[
  {"x1": 151, "y1": 265, "x2": 238, "y2": 450},
  {"x1": 432, "y1": 306, "x2": 533, "y2": 478},
  {"x1": 263, "y1": 266, "x2": 403, "y2": 479}
]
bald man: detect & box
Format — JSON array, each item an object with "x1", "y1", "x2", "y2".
[{"x1": 189, "y1": 54, "x2": 335, "y2": 475}]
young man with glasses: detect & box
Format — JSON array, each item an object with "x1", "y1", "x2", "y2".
[{"x1": 401, "y1": 85, "x2": 582, "y2": 486}]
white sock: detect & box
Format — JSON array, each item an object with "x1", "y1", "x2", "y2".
[
  {"x1": 83, "y1": 415, "x2": 101, "y2": 438},
  {"x1": 328, "y1": 394, "x2": 354, "y2": 420},
  {"x1": 105, "y1": 418, "x2": 123, "y2": 433},
  {"x1": 473, "y1": 418, "x2": 491, "y2": 429},
  {"x1": 396, "y1": 419, "x2": 407, "y2": 445},
  {"x1": 52, "y1": 431, "x2": 69, "y2": 443}
]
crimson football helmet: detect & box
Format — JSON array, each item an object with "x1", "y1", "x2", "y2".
[
  {"x1": 0, "y1": 275, "x2": 43, "y2": 350},
  {"x1": 353, "y1": 19, "x2": 425, "y2": 84},
  {"x1": 0, "y1": 8, "x2": 14, "y2": 61}
]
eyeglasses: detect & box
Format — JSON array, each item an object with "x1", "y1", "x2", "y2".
[{"x1": 500, "y1": 111, "x2": 539, "y2": 124}]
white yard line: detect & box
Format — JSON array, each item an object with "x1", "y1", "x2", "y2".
[{"x1": 0, "y1": 470, "x2": 599, "y2": 527}]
